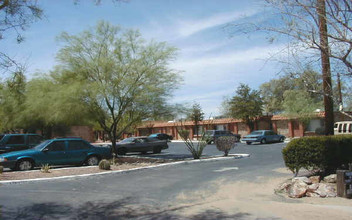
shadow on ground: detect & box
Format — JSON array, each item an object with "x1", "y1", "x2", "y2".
[{"x1": 0, "y1": 198, "x2": 281, "y2": 220}]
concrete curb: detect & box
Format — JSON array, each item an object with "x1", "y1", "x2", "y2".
[{"x1": 0, "y1": 154, "x2": 250, "y2": 184}]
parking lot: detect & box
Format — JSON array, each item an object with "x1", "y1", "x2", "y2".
[{"x1": 122, "y1": 140, "x2": 286, "y2": 160}]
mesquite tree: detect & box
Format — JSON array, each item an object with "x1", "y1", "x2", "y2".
[{"x1": 55, "y1": 21, "x2": 181, "y2": 154}]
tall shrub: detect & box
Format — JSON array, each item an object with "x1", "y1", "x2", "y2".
[{"x1": 282, "y1": 135, "x2": 352, "y2": 176}]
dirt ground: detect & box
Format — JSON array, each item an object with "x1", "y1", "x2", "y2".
[
  {"x1": 0, "y1": 157, "x2": 168, "y2": 181},
  {"x1": 174, "y1": 167, "x2": 352, "y2": 220}
]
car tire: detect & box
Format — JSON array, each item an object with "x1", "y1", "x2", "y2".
[
  {"x1": 246, "y1": 142, "x2": 252, "y2": 145},
  {"x1": 86, "y1": 155, "x2": 100, "y2": 166},
  {"x1": 16, "y1": 159, "x2": 34, "y2": 171},
  {"x1": 117, "y1": 148, "x2": 127, "y2": 155},
  {"x1": 279, "y1": 137, "x2": 284, "y2": 142},
  {"x1": 153, "y1": 146, "x2": 161, "y2": 154},
  {"x1": 260, "y1": 138, "x2": 267, "y2": 144}
]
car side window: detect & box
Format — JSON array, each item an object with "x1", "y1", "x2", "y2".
[
  {"x1": 134, "y1": 139, "x2": 142, "y2": 143},
  {"x1": 67, "y1": 140, "x2": 90, "y2": 150},
  {"x1": 7, "y1": 135, "x2": 25, "y2": 144},
  {"x1": 45, "y1": 141, "x2": 65, "y2": 152},
  {"x1": 28, "y1": 135, "x2": 43, "y2": 145}
]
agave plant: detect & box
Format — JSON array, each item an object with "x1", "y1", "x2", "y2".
[{"x1": 40, "y1": 164, "x2": 51, "y2": 173}]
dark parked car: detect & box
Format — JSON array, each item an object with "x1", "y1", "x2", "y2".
[
  {"x1": 0, "y1": 137, "x2": 111, "y2": 171},
  {"x1": 115, "y1": 137, "x2": 168, "y2": 155},
  {"x1": 0, "y1": 134, "x2": 44, "y2": 154},
  {"x1": 148, "y1": 133, "x2": 173, "y2": 142},
  {"x1": 242, "y1": 130, "x2": 285, "y2": 145},
  {"x1": 204, "y1": 130, "x2": 241, "y2": 144}
]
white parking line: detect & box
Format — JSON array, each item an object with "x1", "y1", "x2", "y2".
[{"x1": 213, "y1": 167, "x2": 239, "y2": 172}]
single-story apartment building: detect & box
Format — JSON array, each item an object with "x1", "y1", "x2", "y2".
[{"x1": 134, "y1": 112, "x2": 352, "y2": 140}]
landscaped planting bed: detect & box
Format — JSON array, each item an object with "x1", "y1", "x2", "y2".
[{"x1": 0, "y1": 157, "x2": 170, "y2": 181}]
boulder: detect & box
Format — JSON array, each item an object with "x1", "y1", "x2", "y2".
[
  {"x1": 307, "y1": 183, "x2": 319, "y2": 192},
  {"x1": 323, "y1": 174, "x2": 337, "y2": 183},
  {"x1": 306, "y1": 192, "x2": 320, "y2": 197},
  {"x1": 288, "y1": 181, "x2": 308, "y2": 198},
  {"x1": 309, "y1": 176, "x2": 321, "y2": 184},
  {"x1": 315, "y1": 183, "x2": 337, "y2": 198},
  {"x1": 278, "y1": 182, "x2": 292, "y2": 193},
  {"x1": 292, "y1": 177, "x2": 312, "y2": 185}
]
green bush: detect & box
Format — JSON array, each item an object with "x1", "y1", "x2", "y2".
[
  {"x1": 282, "y1": 135, "x2": 352, "y2": 176},
  {"x1": 215, "y1": 136, "x2": 237, "y2": 156},
  {"x1": 0, "y1": 165, "x2": 3, "y2": 174},
  {"x1": 98, "y1": 159, "x2": 111, "y2": 170}
]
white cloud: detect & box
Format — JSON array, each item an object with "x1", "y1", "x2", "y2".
[
  {"x1": 177, "y1": 9, "x2": 259, "y2": 37},
  {"x1": 172, "y1": 44, "x2": 286, "y2": 76}
]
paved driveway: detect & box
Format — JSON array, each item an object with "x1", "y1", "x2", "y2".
[
  {"x1": 0, "y1": 142, "x2": 288, "y2": 219},
  {"x1": 122, "y1": 141, "x2": 269, "y2": 159}
]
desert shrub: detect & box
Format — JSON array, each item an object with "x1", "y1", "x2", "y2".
[
  {"x1": 40, "y1": 164, "x2": 51, "y2": 173},
  {"x1": 282, "y1": 135, "x2": 352, "y2": 176},
  {"x1": 177, "y1": 129, "x2": 207, "y2": 159},
  {"x1": 0, "y1": 166, "x2": 3, "y2": 174},
  {"x1": 215, "y1": 136, "x2": 237, "y2": 156},
  {"x1": 99, "y1": 159, "x2": 111, "y2": 170}
]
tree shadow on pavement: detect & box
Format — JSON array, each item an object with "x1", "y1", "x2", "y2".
[{"x1": 0, "y1": 198, "x2": 282, "y2": 220}]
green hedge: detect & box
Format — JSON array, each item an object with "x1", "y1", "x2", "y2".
[{"x1": 282, "y1": 135, "x2": 352, "y2": 175}]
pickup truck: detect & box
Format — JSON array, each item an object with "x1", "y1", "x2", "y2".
[{"x1": 115, "y1": 136, "x2": 168, "y2": 155}]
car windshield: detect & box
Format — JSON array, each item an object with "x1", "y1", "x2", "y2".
[
  {"x1": 119, "y1": 138, "x2": 135, "y2": 143},
  {"x1": 33, "y1": 140, "x2": 51, "y2": 150},
  {"x1": 251, "y1": 131, "x2": 264, "y2": 135},
  {"x1": 149, "y1": 134, "x2": 157, "y2": 137},
  {"x1": 0, "y1": 135, "x2": 4, "y2": 141}
]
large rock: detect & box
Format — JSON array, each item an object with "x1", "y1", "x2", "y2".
[
  {"x1": 278, "y1": 182, "x2": 292, "y2": 193},
  {"x1": 315, "y1": 183, "x2": 337, "y2": 198},
  {"x1": 306, "y1": 191, "x2": 320, "y2": 197},
  {"x1": 323, "y1": 174, "x2": 337, "y2": 183},
  {"x1": 307, "y1": 183, "x2": 319, "y2": 192},
  {"x1": 288, "y1": 181, "x2": 308, "y2": 198},
  {"x1": 292, "y1": 177, "x2": 312, "y2": 185},
  {"x1": 309, "y1": 176, "x2": 321, "y2": 184}
]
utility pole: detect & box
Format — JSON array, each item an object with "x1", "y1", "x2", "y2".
[
  {"x1": 337, "y1": 72, "x2": 343, "y2": 111},
  {"x1": 317, "y1": 0, "x2": 334, "y2": 135}
]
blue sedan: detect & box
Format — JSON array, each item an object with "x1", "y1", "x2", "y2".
[
  {"x1": 242, "y1": 130, "x2": 285, "y2": 145},
  {"x1": 0, "y1": 137, "x2": 111, "y2": 171}
]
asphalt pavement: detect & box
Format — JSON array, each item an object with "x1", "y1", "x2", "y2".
[{"x1": 0, "y1": 142, "x2": 288, "y2": 219}]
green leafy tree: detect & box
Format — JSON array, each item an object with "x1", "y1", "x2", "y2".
[
  {"x1": 283, "y1": 90, "x2": 322, "y2": 115},
  {"x1": 187, "y1": 103, "x2": 204, "y2": 139},
  {"x1": 228, "y1": 84, "x2": 263, "y2": 131},
  {"x1": 260, "y1": 70, "x2": 323, "y2": 114},
  {"x1": 0, "y1": 71, "x2": 26, "y2": 131},
  {"x1": 54, "y1": 21, "x2": 181, "y2": 154},
  {"x1": 21, "y1": 75, "x2": 94, "y2": 137}
]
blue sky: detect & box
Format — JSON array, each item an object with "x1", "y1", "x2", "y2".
[{"x1": 2, "y1": 0, "x2": 286, "y2": 117}]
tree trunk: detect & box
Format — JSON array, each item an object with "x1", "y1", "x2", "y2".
[{"x1": 317, "y1": 0, "x2": 334, "y2": 135}]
